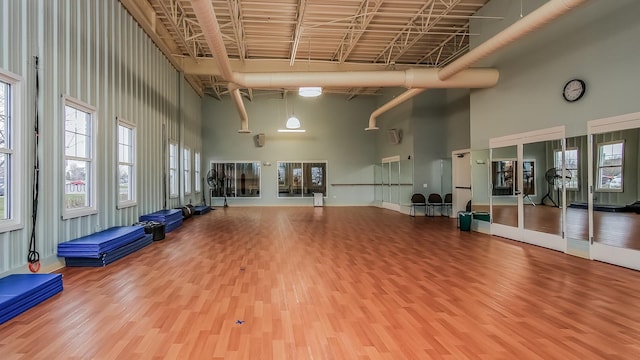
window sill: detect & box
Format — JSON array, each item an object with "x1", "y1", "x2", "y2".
[{"x1": 62, "y1": 208, "x2": 98, "y2": 220}]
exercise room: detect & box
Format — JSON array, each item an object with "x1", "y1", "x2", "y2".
[{"x1": 1, "y1": 0, "x2": 639, "y2": 358}]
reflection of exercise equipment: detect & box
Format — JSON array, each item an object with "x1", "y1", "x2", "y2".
[
  {"x1": 523, "y1": 173, "x2": 535, "y2": 206},
  {"x1": 206, "y1": 169, "x2": 228, "y2": 207},
  {"x1": 541, "y1": 168, "x2": 560, "y2": 207}
]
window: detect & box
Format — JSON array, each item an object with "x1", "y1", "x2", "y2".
[
  {"x1": 554, "y1": 148, "x2": 578, "y2": 190},
  {"x1": 597, "y1": 141, "x2": 624, "y2": 191},
  {"x1": 0, "y1": 69, "x2": 22, "y2": 231},
  {"x1": 169, "y1": 142, "x2": 178, "y2": 197},
  {"x1": 194, "y1": 152, "x2": 201, "y2": 193},
  {"x1": 117, "y1": 119, "x2": 136, "y2": 207},
  {"x1": 184, "y1": 147, "x2": 191, "y2": 194},
  {"x1": 210, "y1": 162, "x2": 261, "y2": 198},
  {"x1": 64, "y1": 97, "x2": 97, "y2": 218},
  {"x1": 277, "y1": 161, "x2": 327, "y2": 198}
]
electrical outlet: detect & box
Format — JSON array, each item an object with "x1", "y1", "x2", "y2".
[{"x1": 423, "y1": 183, "x2": 428, "y2": 188}]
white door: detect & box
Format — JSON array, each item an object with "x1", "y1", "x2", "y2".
[{"x1": 452, "y1": 150, "x2": 471, "y2": 216}]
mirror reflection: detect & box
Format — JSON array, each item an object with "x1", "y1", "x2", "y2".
[
  {"x1": 563, "y1": 135, "x2": 589, "y2": 242},
  {"x1": 522, "y1": 140, "x2": 560, "y2": 236},
  {"x1": 592, "y1": 129, "x2": 640, "y2": 251},
  {"x1": 491, "y1": 145, "x2": 518, "y2": 227}
]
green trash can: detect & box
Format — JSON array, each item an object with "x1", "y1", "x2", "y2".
[{"x1": 459, "y1": 212, "x2": 472, "y2": 231}]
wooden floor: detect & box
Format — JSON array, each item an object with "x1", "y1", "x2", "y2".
[{"x1": 1, "y1": 207, "x2": 639, "y2": 359}]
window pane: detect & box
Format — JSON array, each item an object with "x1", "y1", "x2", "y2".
[
  {"x1": 0, "y1": 80, "x2": 8, "y2": 149},
  {"x1": 65, "y1": 159, "x2": 89, "y2": 209},
  {"x1": 119, "y1": 165, "x2": 132, "y2": 201},
  {"x1": 598, "y1": 142, "x2": 624, "y2": 190},
  {"x1": 0, "y1": 153, "x2": 7, "y2": 220}
]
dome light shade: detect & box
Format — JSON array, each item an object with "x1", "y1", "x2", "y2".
[
  {"x1": 285, "y1": 115, "x2": 301, "y2": 129},
  {"x1": 298, "y1": 87, "x2": 322, "y2": 97}
]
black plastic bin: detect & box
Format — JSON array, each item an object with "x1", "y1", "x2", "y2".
[{"x1": 133, "y1": 221, "x2": 166, "y2": 241}]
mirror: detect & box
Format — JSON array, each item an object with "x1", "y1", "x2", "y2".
[
  {"x1": 277, "y1": 161, "x2": 327, "y2": 198},
  {"x1": 522, "y1": 139, "x2": 561, "y2": 236},
  {"x1": 210, "y1": 162, "x2": 261, "y2": 198},
  {"x1": 491, "y1": 145, "x2": 518, "y2": 227},
  {"x1": 564, "y1": 135, "x2": 589, "y2": 242},
  {"x1": 592, "y1": 129, "x2": 640, "y2": 251},
  {"x1": 471, "y1": 149, "x2": 490, "y2": 213}
]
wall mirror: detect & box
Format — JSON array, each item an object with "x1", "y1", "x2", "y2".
[
  {"x1": 210, "y1": 161, "x2": 261, "y2": 198},
  {"x1": 277, "y1": 161, "x2": 327, "y2": 198}
]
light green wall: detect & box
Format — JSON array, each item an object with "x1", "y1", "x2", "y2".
[
  {"x1": 201, "y1": 93, "x2": 378, "y2": 206},
  {"x1": 0, "y1": 0, "x2": 200, "y2": 276},
  {"x1": 470, "y1": 0, "x2": 640, "y2": 149}
]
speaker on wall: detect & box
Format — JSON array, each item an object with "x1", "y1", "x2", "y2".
[
  {"x1": 254, "y1": 133, "x2": 265, "y2": 147},
  {"x1": 387, "y1": 129, "x2": 401, "y2": 144}
]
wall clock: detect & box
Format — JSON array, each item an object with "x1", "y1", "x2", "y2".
[{"x1": 562, "y1": 79, "x2": 586, "y2": 102}]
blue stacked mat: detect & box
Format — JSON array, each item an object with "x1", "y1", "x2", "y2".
[
  {"x1": 65, "y1": 234, "x2": 153, "y2": 267},
  {"x1": 0, "y1": 274, "x2": 63, "y2": 325},
  {"x1": 57, "y1": 226, "x2": 146, "y2": 258},
  {"x1": 140, "y1": 209, "x2": 183, "y2": 233},
  {"x1": 193, "y1": 205, "x2": 212, "y2": 215}
]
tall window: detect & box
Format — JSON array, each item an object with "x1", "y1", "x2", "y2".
[
  {"x1": 184, "y1": 147, "x2": 191, "y2": 194},
  {"x1": 169, "y1": 142, "x2": 178, "y2": 197},
  {"x1": 597, "y1": 141, "x2": 624, "y2": 191},
  {"x1": 554, "y1": 148, "x2": 578, "y2": 190},
  {"x1": 194, "y1": 152, "x2": 201, "y2": 193},
  {"x1": 118, "y1": 119, "x2": 136, "y2": 207},
  {"x1": 0, "y1": 69, "x2": 22, "y2": 231},
  {"x1": 64, "y1": 97, "x2": 97, "y2": 218}
]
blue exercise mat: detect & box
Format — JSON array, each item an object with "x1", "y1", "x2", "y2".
[
  {"x1": 140, "y1": 209, "x2": 183, "y2": 223},
  {"x1": 0, "y1": 274, "x2": 63, "y2": 325},
  {"x1": 193, "y1": 205, "x2": 211, "y2": 215},
  {"x1": 57, "y1": 226, "x2": 145, "y2": 258},
  {"x1": 165, "y1": 217, "x2": 183, "y2": 233},
  {"x1": 65, "y1": 234, "x2": 153, "y2": 267}
]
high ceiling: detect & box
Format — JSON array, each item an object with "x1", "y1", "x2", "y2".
[{"x1": 121, "y1": 0, "x2": 495, "y2": 98}]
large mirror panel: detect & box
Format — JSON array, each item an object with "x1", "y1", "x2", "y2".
[
  {"x1": 522, "y1": 140, "x2": 561, "y2": 236},
  {"x1": 592, "y1": 129, "x2": 640, "y2": 251},
  {"x1": 564, "y1": 135, "x2": 589, "y2": 242},
  {"x1": 491, "y1": 145, "x2": 518, "y2": 227}
]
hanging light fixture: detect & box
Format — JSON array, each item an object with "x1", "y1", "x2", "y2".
[
  {"x1": 278, "y1": 92, "x2": 306, "y2": 132},
  {"x1": 298, "y1": 86, "x2": 322, "y2": 97}
]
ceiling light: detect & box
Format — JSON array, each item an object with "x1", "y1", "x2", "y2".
[
  {"x1": 298, "y1": 87, "x2": 322, "y2": 97},
  {"x1": 277, "y1": 129, "x2": 306, "y2": 133},
  {"x1": 285, "y1": 115, "x2": 301, "y2": 129}
]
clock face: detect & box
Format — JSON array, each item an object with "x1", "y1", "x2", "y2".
[{"x1": 563, "y1": 79, "x2": 586, "y2": 102}]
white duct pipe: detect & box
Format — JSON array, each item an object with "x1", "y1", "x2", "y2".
[
  {"x1": 366, "y1": 89, "x2": 427, "y2": 131},
  {"x1": 235, "y1": 68, "x2": 498, "y2": 89},
  {"x1": 440, "y1": 0, "x2": 588, "y2": 80},
  {"x1": 369, "y1": 0, "x2": 589, "y2": 129},
  {"x1": 229, "y1": 86, "x2": 250, "y2": 133}
]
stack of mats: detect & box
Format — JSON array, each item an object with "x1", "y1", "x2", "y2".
[
  {"x1": 57, "y1": 226, "x2": 153, "y2": 267},
  {"x1": 0, "y1": 273, "x2": 63, "y2": 324},
  {"x1": 140, "y1": 209, "x2": 183, "y2": 233},
  {"x1": 193, "y1": 205, "x2": 212, "y2": 215}
]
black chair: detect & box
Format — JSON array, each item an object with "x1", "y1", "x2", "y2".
[
  {"x1": 426, "y1": 193, "x2": 443, "y2": 217},
  {"x1": 443, "y1": 193, "x2": 453, "y2": 217},
  {"x1": 409, "y1": 193, "x2": 427, "y2": 217}
]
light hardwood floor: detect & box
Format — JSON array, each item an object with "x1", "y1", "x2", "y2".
[{"x1": 1, "y1": 207, "x2": 639, "y2": 359}]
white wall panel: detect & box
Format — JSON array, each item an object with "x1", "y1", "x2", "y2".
[{"x1": 0, "y1": 0, "x2": 200, "y2": 276}]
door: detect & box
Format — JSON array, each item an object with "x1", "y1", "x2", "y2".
[
  {"x1": 490, "y1": 127, "x2": 566, "y2": 252},
  {"x1": 588, "y1": 112, "x2": 640, "y2": 271},
  {"x1": 452, "y1": 150, "x2": 471, "y2": 216}
]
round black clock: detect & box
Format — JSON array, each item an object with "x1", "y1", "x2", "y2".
[{"x1": 563, "y1": 79, "x2": 586, "y2": 102}]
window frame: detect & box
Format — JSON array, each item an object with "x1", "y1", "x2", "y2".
[
  {"x1": 62, "y1": 95, "x2": 98, "y2": 219},
  {"x1": 0, "y1": 68, "x2": 23, "y2": 232},
  {"x1": 194, "y1": 152, "x2": 201, "y2": 193},
  {"x1": 596, "y1": 140, "x2": 624, "y2": 192},
  {"x1": 168, "y1": 141, "x2": 179, "y2": 198},
  {"x1": 117, "y1": 118, "x2": 137, "y2": 208},
  {"x1": 183, "y1": 146, "x2": 191, "y2": 195},
  {"x1": 554, "y1": 147, "x2": 579, "y2": 190}
]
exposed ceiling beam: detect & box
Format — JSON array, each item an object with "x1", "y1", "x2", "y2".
[
  {"x1": 156, "y1": 0, "x2": 205, "y2": 59},
  {"x1": 417, "y1": 24, "x2": 469, "y2": 66},
  {"x1": 331, "y1": 0, "x2": 384, "y2": 63},
  {"x1": 227, "y1": 0, "x2": 247, "y2": 60},
  {"x1": 374, "y1": 0, "x2": 464, "y2": 65},
  {"x1": 289, "y1": 0, "x2": 308, "y2": 66}
]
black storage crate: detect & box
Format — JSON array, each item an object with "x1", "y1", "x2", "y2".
[{"x1": 133, "y1": 221, "x2": 166, "y2": 241}]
